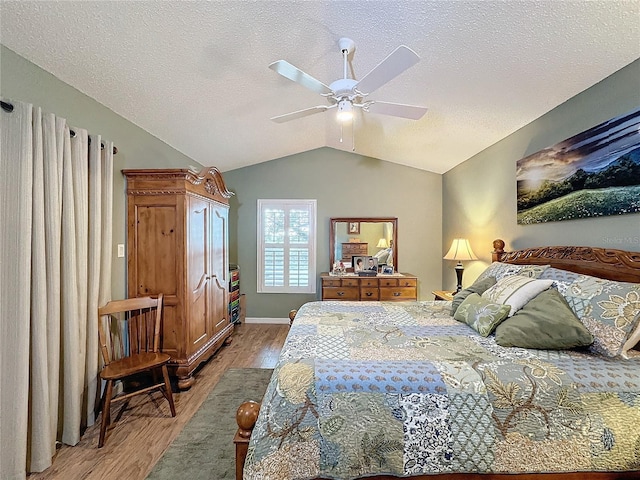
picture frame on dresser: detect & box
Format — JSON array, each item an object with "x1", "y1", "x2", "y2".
[
  {"x1": 381, "y1": 265, "x2": 394, "y2": 274},
  {"x1": 353, "y1": 256, "x2": 365, "y2": 272},
  {"x1": 355, "y1": 255, "x2": 378, "y2": 272}
]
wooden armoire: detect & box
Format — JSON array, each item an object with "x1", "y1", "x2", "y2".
[{"x1": 123, "y1": 168, "x2": 234, "y2": 389}]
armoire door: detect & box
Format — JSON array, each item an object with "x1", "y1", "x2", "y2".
[
  {"x1": 127, "y1": 194, "x2": 181, "y2": 359},
  {"x1": 186, "y1": 195, "x2": 212, "y2": 356},
  {"x1": 209, "y1": 202, "x2": 229, "y2": 334}
]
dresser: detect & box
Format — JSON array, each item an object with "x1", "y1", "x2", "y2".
[
  {"x1": 124, "y1": 168, "x2": 234, "y2": 389},
  {"x1": 321, "y1": 273, "x2": 418, "y2": 301},
  {"x1": 340, "y1": 242, "x2": 368, "y2": 262}
]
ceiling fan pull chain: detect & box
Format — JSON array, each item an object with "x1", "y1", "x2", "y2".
[
  {"x1": 351, "y1": 118, "x2": 355, "y2": 152},
  {"x1": 339, "y1": 122, "x2": 344, "y2": 143}
]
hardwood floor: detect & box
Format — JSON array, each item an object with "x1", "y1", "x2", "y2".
[{"x1": 27, "y1": 323, "x2": 290, "y2": 480}]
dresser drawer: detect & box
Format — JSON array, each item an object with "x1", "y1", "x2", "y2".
[
  {"x1": 323, "y1": 277, "x2": 342, "y2": 287},
  {"x1": 378, "y1": 278, "x2": 398, "y2": 287},
  {"x1": 398, "y1": 278, "x2": 417, "y2": 288},
  {"x1": 359, "y1": 277, "x2": 379, "y2": 287},
  {"x1": 323, "y1": 277, "x2": 360, "y2": 287},
  {"x1": 379, "y1": 287, "x2": 417, "y2": 301},
  {"x1": 360, "y1": 287, "x2": 379, "y2": 300},
  {"x1": 323, "y1": 287, "x2": 359, "y2": 300}
]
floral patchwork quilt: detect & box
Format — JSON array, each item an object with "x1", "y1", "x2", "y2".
[{"x1": 244, "y1": 301, "x2": 640, "y2": 479}]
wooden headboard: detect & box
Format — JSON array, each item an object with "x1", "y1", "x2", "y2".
[{"x1": 491, "y1": 238, "x2": 640, "y2": 283}]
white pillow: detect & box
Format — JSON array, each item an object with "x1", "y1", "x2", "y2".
[
  {"x1": 482, "y1": 275, "x2": 554, "y2": 316},
  {"x1": 622, "y1": 312, "x2": 640, "y2": 358},
  {"x1": 373, "y1": 248, "x2": 391, "y2": 264}
]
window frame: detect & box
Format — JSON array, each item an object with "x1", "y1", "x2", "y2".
[{"x1": 257, "y1": 199, "x2": 317, "y2": 294}]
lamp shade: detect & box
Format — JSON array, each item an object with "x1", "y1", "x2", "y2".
[
  {"x1": 376, "y1": 238, "x2": 389, "y2": 248},
  {"x1": 443, "y1": 238, "x2": 478, "y2": 261}
]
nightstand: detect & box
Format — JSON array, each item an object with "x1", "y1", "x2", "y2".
[{"x1": 432, "y1": 290, "x2": 454, "y2": 301}]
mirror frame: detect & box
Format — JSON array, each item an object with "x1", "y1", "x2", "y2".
[{"x1": 329, "y1": 217, "x2": 398, "y2": 272}]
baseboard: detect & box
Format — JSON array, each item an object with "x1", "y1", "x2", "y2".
[{"x1": 245, "y1": 317, "x2": 290, "y2": 325}]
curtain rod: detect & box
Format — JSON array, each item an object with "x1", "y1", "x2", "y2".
[{"x1": 1, "y1": 100, "x2": 118, "y2": 155}]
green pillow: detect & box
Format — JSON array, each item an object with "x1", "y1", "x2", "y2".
[
  {"x1": 451, "y1": 276, "x2": 497, "y2": 316},
  {"x1": 453, "y1": 293, "x2": 511, "y2": 337},
  {"x1": 495, "y1": 288, "x2": 594, "y2": 349}
]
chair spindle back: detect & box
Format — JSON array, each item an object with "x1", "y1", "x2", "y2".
[{"x1": 98, "y1": 294, "x2": 164, "y2": 366}]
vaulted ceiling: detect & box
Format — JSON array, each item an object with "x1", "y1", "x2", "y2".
[{"x1": 1, "y1": 1, "x2": 638, "y2": 173}]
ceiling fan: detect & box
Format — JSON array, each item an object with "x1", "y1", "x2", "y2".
[{"x1": 269, "y1": 38, "x2": 428, "y2": 124}]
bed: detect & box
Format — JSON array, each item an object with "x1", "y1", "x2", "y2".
[{"x1": 234, "y1": 240, "x2": 640, "y2": 480}]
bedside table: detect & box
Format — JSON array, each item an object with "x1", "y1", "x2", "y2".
[{"x1": 432, "y1": 290, "x2": 454, "y2": 301}]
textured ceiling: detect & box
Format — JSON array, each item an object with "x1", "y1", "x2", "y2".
[{"x1": 1, "y1": 1, "x2": 639, "y2": 174}]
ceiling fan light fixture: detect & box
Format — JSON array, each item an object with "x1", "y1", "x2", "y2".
[{"x1": 336, "y1": 99, "x2": 354, "y2": 122}]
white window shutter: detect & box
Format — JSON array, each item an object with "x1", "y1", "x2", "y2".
[{"x1": 257, "y1": 199, "x2": 316, "y2": 293}]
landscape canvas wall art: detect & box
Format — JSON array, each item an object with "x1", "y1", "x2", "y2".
[{"x1": 516, "y1": 107, "x2": 640, "y2": 224}]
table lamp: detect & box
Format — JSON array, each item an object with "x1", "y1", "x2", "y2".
[
  {"x1": 443, "y1": 238, "x2": 478, "y2": 293},
  {"x1": 376, "y1": 238, "x2": 389, "y2": 249}
]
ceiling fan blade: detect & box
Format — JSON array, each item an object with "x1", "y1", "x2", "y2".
[
  {"x1": 365, "y1": 101, "x2": 428, "y2": 120},
  {"x1": 269, "y1": 60, "x2": 333, "y2": 96},
  {"x1": 355, "y1": 45, "x2": 420, "y2": 95},
  {"x1": 270, "y1": 105, "x2": 333, "y2": 123}
]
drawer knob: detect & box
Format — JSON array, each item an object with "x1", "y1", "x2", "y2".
[
  {"x1": 366, "y1": 292, "x2": 372, "y2": 297},
  {"x1": 393, "y1": 292, "x2": 401, "y2": 296},
  {"x1": 338, "y1": 291, "x2": 344, "y2": 296}
]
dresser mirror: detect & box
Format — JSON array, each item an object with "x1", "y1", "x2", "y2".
[{"x1": 330, "y1": 217, "x2": 398, "y2": 272}]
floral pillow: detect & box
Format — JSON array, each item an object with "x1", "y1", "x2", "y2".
[
  {"x1": 450, "y1": 276, "x2": 497, "y2": 316},
  {"x1": 538, "y1": 267, "x2": 583, "y2": 297},
  {"x1": 518, "y1": 265, "x2": 551, "y2": 278},
  {"x1": 476, "y1": 262, "x2": 524, "y2": 282},
  {"x1": 476, "y1": 262, "x2": 550, "y2": 282},
  {"x1": 481, "y1": 275, "x2": 554, "y2": 317},
  {"x1": 562, "y1": 274, "x2": 640, "y2": 357},
  {"x1": 453, "y1": 293, "x2": 511, "y2": 337}
]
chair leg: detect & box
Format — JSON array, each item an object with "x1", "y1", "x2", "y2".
[
  {"x1": 99, "y1": 379, "x2": 114, "y2": 448},
  {"x1": 161, "y1": 365, "x2": 176, "y2": 417}
]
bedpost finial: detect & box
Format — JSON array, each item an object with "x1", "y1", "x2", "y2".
[
  {"x1": 236, "y1": 401, "x2": 261, "y2": 438},
  {"x1": 492, "y1": 239, "x2": 505, "y2": 263}
]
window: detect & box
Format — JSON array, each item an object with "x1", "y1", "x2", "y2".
[{"x1": 257, "y1": 199, "x2": 316, "y2": 293}]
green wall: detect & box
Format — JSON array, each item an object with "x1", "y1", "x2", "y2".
[
  {"x1": 6, "y1": 44, "x2": 637, "y2": 317},
  {"x1": 224, "y1": 147, "x2": 442, "y2": 319},
  {"x1": 0, "y1": 45, "x2": 203, "y2": 299},
  {"x1": 442, "y1": 59, "x2": 640, "y2": 291}
]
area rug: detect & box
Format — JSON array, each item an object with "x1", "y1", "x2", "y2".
[{"x1": 147, "y1": 368, "x2": 273, "y2": 480}]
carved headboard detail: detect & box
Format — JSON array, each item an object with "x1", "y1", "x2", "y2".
[{"x1": 491, "y1": 239, "x2": 640, "y2": 283}]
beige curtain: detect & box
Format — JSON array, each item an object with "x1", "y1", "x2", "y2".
[{"x1": 0, "y1": 98, "x2": 113, "y2": 478}]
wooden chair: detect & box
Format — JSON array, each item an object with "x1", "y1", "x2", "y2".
[{"x1": 97, "y1": 294, "x2": 176, "y2": 447}]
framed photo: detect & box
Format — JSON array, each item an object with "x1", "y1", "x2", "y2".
[
  {"x1": 382, "y1": 265, "x2": 394, "y2": 275},
  {"x1": 353, "y1": 255, "x2": 377, "y2": 273},
  {"x1": 348, "y1": 221, "x2": 360, "y2": 234}
]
